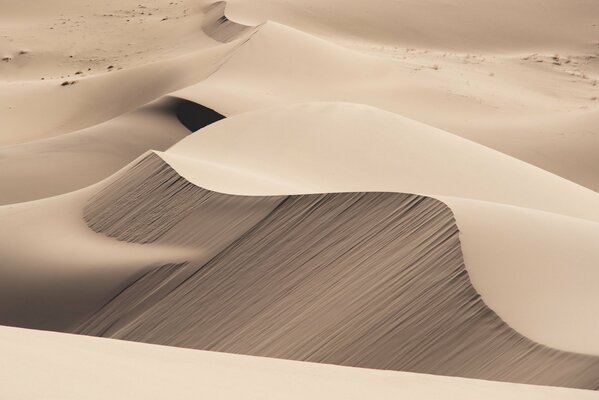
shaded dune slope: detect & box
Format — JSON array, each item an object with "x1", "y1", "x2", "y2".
[
  {"x1": 160, "y1": 102, "x2": 599, "y2": 355},
  {"x1": 76, "y1": 152, "x2": 599, "y2": 389}
]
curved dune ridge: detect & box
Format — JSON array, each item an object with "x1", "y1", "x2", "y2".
[
  {"x1": 2, "y1": 0, "x2": 599, "y2": 397},
  {"x1": 160, "y1": 102, "x2": 599, "y2": 355},
  {"x1": 181, "y1": 16, "x2": 599, "y2": 190},
  {"x1": 0, "y1": 97, "x2": 224, "y2": 205},
  {"x1": 74, "y1": 151, "x2": 599, "y2": 389}
]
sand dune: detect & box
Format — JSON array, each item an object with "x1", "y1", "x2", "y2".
[
  {"x1": 4, "y1": 326, "x2": 597, "y2": 400},
  {"x1": 1, "y1": 0, "x2": 598, "y2": 396},
  {"x1": 226, "y1": 0, "x2": 599, "y2": 53},
  {"x1": 181, "y1": 16, "x2": 599, "y2": 189},
  {"x1": 0, "y1": 97, "x2": 223, "y2": 205},
  {"x1": 67, "y1": 151, "x2": 599, "y2": 389},
  {"x1": 0, "y1": 181, "x2": 196, "y2": 331},
  {"x1": 162, "y1": 102, "x2": 599, "y2": 355}
]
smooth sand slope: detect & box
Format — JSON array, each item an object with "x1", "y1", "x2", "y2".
[
  {"x1": 0, "y1": 0, "x2": 248, "y2": 146},
  {"x1": 0, "y1": 97, "x2": 223, "y2": 205},
  {"x1": 226, "y1": 0, "x2": 599, "y2": 53},
  {"x1": 180, "y1": 14, "x2": 599, "y2": 189},
  {"x1": 4, "y1": 326, "x2": 597, "y2": 400}
]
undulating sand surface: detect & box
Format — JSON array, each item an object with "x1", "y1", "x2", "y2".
[
  {"x1": 4, "y1": 326, "x2": 598, "y2": 400},
  {"x1": 1, "y1": 0, "x2": 598, "y2": 397}
]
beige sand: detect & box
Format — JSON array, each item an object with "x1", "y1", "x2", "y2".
[
  {"x1": 178, "y1": 14, "x2": 599, "y2": 189},
  {"x1": 1, "y1": 0, "x2": 598, "y2": 395},
  {"x1": 3, "y1": 325, "x2": 598, "y2": 400},
  {"x1": 71, "y1": 152, "x2": 599, "y2": 389},
  {"x1": 0, "y1": 96, "x2": 222, "y2": 205},
  {"x1": 162, "y1": 102, "x2": 599, "y2": 355}
]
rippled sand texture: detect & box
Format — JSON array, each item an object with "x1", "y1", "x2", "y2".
[{"x1": 77, "y1": 152, "x2": 599, "y2": 389}]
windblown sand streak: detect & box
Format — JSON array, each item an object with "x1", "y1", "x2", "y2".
[{"x1": 79, "y1": 152, "x2": 599, "y2": 389}]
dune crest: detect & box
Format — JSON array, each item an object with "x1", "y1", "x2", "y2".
[
  {"x1": 202, "y1": 1, "x2": 257, "y2": 43},
  {"x1": 70, "y1": 151, "x2": 599, "y2": 389}
]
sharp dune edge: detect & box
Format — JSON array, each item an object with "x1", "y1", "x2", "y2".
[
  {"x1": 1, "y1": 0, "x2": 599, "y2": 397},
  {"x1": 159, "y1": 102, "x2": 599, "y2": 356},
  {"x1": 0, "y1": 96, "x2": 224, "y2": 205},
  {"x1": 75, "y1": 151, "x2": 599, "y2": 389}
]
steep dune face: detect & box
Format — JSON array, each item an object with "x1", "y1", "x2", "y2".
[
  {"x1": 161, "y1": 102, "x2": 599, "y2": 355},
  {"x1": 0, "y1": 97, "x2": 223, "y2": 205},
  {"x1": 72, "y1": 151, "x2": 599, "y2": 389},
  {"x1": 4, "y1": 326, "x2": 598, "y2": 400},
  {"x1": 0, "y1": 185, "x2": 196, "y2": 331}
]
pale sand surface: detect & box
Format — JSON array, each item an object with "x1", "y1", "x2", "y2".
[
  {"x1": 0, "y1": 0, "x2": 598, "y2": 395},
  {"x1": 3, "y1": 325, "x2": 597, "y2": 400},
  {"x1": 0, "y1": 96, "x2": 222, "y2": 205}
]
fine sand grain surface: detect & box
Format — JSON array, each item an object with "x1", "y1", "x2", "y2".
[
  {"x1": 3, "y1": 326, "x2": 598, "y2": 400},
  {"x1": 1, "y1": 0, "x2": 598, "y2": 397}
]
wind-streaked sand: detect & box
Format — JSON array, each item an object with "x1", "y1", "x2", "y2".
[
  {"x1": 1, "y1": 0, "x2": 598, "y2": 397},
  {"x1": 69, "y1": 152, "x2": 598, "y2": 389}
]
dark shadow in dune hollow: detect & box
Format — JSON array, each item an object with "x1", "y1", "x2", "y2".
[{"x1": 171, "y1": 97, "x2": 225, "y2": 132}]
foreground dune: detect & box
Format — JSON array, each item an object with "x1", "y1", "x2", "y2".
[{"x1": 4, "y1": 325, "x2": 597, "y2": 400}]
